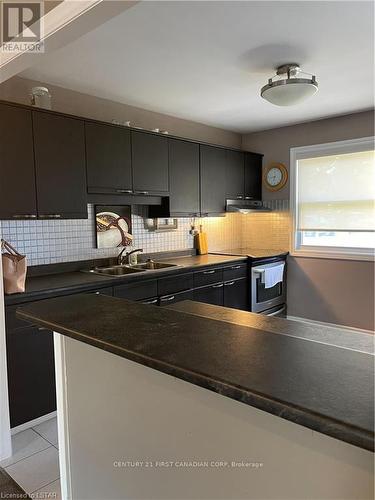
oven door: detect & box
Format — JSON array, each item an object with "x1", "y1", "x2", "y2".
[{"x1": 251, "y1": 261, "x2": 286, "y2": 313}]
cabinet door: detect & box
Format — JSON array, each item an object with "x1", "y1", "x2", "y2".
[
  {"x1": 85, "y1": 122, "x2": 132, "y2": 194},
  {"x1": 244, "y1": 152, "x2": 262, "y2": 200},
  {"x1": 6, "y1": 326, "x2": 56, "y2": 428},
  {"x1": 223, "y1": 278, "x2": 248, "y2": 310},
  {"x1": 226, "y1": 150, "x2": 244, "y2": 200},
  {"x1": 131, "y1": 131, "x2": 168, "y2": 194},
  {"x1": 33, "y1": 111, "x2": 87, "y2": 219},
  {"x1": 168, "y1": 139, "x2": 200, "y2": 215},
  {"x1": 0, "y1": 104, "x2": 37, "y2": 220},
  {"x1": 193, "y1": 283, "x2": 224, "y2": 306},
  {"x1": 113, "y1": 279, "x2": 158, "y2": 301},
  {"x1": 200, "y1": 145, "x2": 226, "y2": 215}
]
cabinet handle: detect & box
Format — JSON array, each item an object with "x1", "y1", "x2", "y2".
[
  {"x1": 39, "y1": 214, "x2": 62, "y2": 219},
  {"x1": 236, "y1": 195, "x2": 243, "y2": 199},
  {"x1": 135, "y1": 191, "x2": 149, "y2": 195},
  {"x1": 224, "y1": 281, "x2": 235, "y2": 286},
  {"x1": 203, "y1": 270, "x2": 215, "y2": 275},
  {"x1": 244, "y1": 196, "x2": 253, "y2": 200},
  {"x1": 37, "y1": 327, "x2": 48, "y2": 331},
  {"x1": 12, "y1": 214, "x2": 37, "y2": 219},
  {"x1": 212, "y1": 283, "x2": 223, "y2": 288},
  {"x1": 116, "y1": 189, "x2": 133, "y2": 194},
  {"x1": 231, "y1": 265, "x2": 241, "y2": 270},
  {"x1": 161, "y1": 295, "x2": 175, "y2": 302},
  {"x1": 143, "y1": 299, "x2": 158, "y2": 305}
]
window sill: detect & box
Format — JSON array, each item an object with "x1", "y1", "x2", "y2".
[{"x1": 291, "y1": 249, "x2": 375, "y2": 262}]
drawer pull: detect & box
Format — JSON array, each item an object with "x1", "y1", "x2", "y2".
[
  {"x1": 135, "y1": 191, "x2": 149, "y2": 195},
  {"x1": 12, "y1": 214, "x2": 37, "y2": 219},
  {"x1": 236, "y1": 195, "x2": 243, "y2": 199},
  {"x1": 116, "y1": 189, "x2": 133, "y2": 194},
  {"x1": 231, "y1": 265, "x2": 241, "y2": 270},
  {"x1": 203, "y1": 270, "x2": 215, "y2": 275},
  {"x1": 161, "y1": 295, "x2": 175, "y2": 302},
  {"x1": 143, "y1": 299, "x2": 158, "y2": 305},
  {"x1": 39, "y1": 214, "x2": 62, "y2": 219},
  {"x1": 212, "y1": 283, "x2": 223, "y2": 288},
  {"x1": 224, "y1": 281, "x2": 235, "y2": 286}
]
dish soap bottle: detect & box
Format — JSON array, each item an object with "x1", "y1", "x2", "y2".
[{"x1": 195, "y1": 225, "x2": 208, "y2": 255}]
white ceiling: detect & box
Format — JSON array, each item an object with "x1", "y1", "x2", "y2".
[{"x1": 21, "y1": 1, "x2": 374, "y2": 133}]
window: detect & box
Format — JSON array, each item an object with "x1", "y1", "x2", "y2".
[{"x1": 290, "y1": 137, "x2": 375, "y2": 260}]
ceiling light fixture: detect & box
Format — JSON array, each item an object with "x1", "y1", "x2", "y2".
[{"x1": 260, "y1": 64, "x2": 318, "y2": 106}]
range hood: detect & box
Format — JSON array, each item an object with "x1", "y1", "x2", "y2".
[{"x1": 225, "y1": 199, "x2": 272, "y2": 214}]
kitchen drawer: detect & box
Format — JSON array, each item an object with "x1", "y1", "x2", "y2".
[
  {"x1": 193, "y1": 267, "x2": 223, "y2": 288},
  {"x1": 140, "y1": 297, "x2": 159, "y2": 305},
  {"x1": 193, "y1": 283, "x2": 224, "y2": 306},
  {"x1": 113, "y1": 280, "x2": 158, "y2": 301},
  {"x1": 5, "y1": 305, "x2": 31, "y2": 332},
  {"x1": 158, "y1": 272, "x2": 194, "y2": 296},
  {"x1": 85, "y1": 287, "x2": 113, "y2": 296},
  {"x1": 159, "y1": 289, "x2": 194, "y2": 306},
  {"x1": 223, "y1": 263, "x2": 247, "y2": 282}
]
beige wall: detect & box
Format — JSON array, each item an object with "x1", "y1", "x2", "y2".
[
  {"x1": 242, "y1": 111, "x2": 375, "y2": 331},
  {"x1": 242, "y1": 110, "x2": 375, "y2": 201},
  {"x1": 0, "y1": 76, "x2": 241, "y2": 148}
]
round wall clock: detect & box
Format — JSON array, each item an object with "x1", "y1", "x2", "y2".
[{"x1": 263, "y1": 163, "x2": 288, "y2": 191}]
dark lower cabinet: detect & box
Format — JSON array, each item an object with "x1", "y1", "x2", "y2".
[
  {"x1": 200, "y1": 145, "x2": 226, "y2": 215},
  {"x1": 6, "y1": 326, "x2": 56, "y2": 428},
  {"x1": 159, "y1": 289, "x2": 194, "y2": 306},
  {"x1": 193, "y1": 283, "x2": 224, "y2": 306},
  {"x1": 244, "y1": 152, "x2": 262, "y2": 201},
  {"x1": 85, "y1": 122, "x2": 132, "y2": 194},
  {"x1": 33, "y1": 111, "x2": 87, "y2": 219},
  {"x1": 223, "y1": 278, "x2": 248, "y2": 310},
  {"x1": 0, "y1": 103, "x2": 37, "y2": 220},
  {"x1": 113, "y1": 279, "x2": 158, "y2": 301}
]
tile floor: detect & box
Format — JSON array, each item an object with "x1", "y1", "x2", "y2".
[{"x1": 0, "y1": 417, "x2": 61, "y2": 498}]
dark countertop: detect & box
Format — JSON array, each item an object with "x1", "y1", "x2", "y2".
[
  {"x1": 169, "y1": 301, "x2": 374, "y2": 354},
  {"x1": 210, "y1": 248, "x2": 289, "y2": 259},
  {"x1": 4, "y1": 254, "x2": 247, "y2": 306},
  {"x1": 18, "y1": 295, "x2": 374, "y2": 452}
]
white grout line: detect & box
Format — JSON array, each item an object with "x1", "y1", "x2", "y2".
[
  {"x1": 30, "y1": 476, "x2": 61, "y2": 495},
  {"x1": 4, "y1": 444, "x2": 54, "y2": 469},
  {"x1": 32, "y1": 427, "x2": 58, "y2": 449}
]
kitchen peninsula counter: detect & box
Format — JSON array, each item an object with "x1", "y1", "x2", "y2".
[{"x1": 18, "y1": 294, "x2": 374, "y2": 452}]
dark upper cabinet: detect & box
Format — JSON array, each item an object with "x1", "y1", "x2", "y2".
[
  {"x1": 131, "y1": 131, "x2": 169, "y2": 194},
  {"x1": 168, "y1": 139, "x2": 200, "y2": 215},
  {"x1": 226, "y1": 150, "x2": 245, "y2": 200},
  {"x1": 223, "y1": 278, "x2": 248, "y2": 311},
  {"x1": 200, "y1": 145, "x2": 226, "y2": 215},
  {"x1": 85, "y1": 122, "x2": 132, "y2": 194},
  {"x1": 0, "y1": 104, "x2": 37, "y2": 220},
  {"x1": 244, "y1": 152, "x2": 263, "y2": 200},
  {"x1": 33, "y1": 111, "x2": 87, "y2": 219}
]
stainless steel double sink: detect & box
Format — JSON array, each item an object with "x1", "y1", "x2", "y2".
[{"x1": 84, "y1": 261, "x2": 179, "y2": 277}]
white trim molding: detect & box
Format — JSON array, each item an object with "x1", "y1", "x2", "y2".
[
  {"x1": 10, "y1": 411, "x2": 57, "y2": 436},
  {"x1": 290, "y1": 136, "x2": 375, "y2": 261}
]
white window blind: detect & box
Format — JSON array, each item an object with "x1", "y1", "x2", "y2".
[{"x1": 297, "y1": 150, "x2": 375, "y2": 232}]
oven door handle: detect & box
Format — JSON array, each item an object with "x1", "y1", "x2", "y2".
[{"x1": 266, "y1": 306, "x2": 286, "y2": 317}]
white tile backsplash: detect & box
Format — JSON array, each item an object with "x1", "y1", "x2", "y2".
[{"x1": 0, "y1": 205, "x2": 194, "y2": 266}]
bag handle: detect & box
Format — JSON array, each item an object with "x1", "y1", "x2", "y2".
[{"x1": 1, "y1": 239, "x2": 21, "y2": 257}]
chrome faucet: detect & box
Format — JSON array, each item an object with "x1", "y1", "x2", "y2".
[{"x1": 117, "y1": 248, "x2": 143, "y2": 265}]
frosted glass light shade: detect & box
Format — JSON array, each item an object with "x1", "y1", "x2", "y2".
[{"x1": 261, "y1": 79, "x2": 318, "y2": 106}]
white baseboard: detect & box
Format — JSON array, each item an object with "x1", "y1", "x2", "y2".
[
  {"x1": 11, "y1": 411, "x2": 57, "y2": 435},
  {"x1": 287, "y1": 315, "x2": 374, "y2": 335}
]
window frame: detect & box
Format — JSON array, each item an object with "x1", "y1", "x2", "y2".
[{"x1": 290, "y1": 136, "x2": 375, "y2": 261}]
